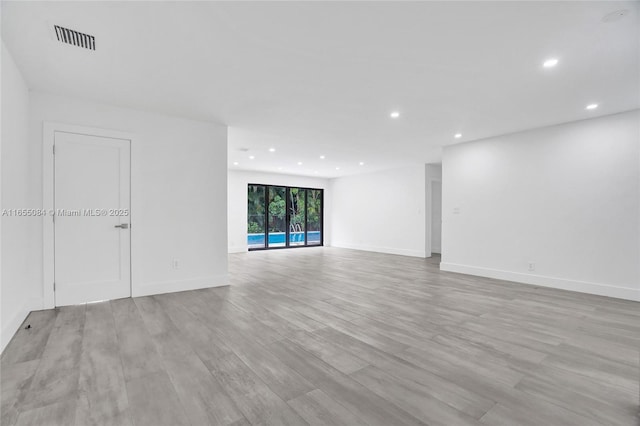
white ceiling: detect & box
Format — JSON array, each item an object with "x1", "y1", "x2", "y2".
[{"x1": 2, "y1": 1, "x2": 638, "y2": 178}]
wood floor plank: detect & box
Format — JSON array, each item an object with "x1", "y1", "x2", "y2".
[
  {"x1": 228, "y1": 417, "x2": 252, "y2": 426},
  {"x1": 398, "y1": 345, "x2": 524, "y2": 389},
  {"x1": 287, "y1": 389, "x2": 369, "y2": 426},
  {"x1": 287, "y1": 301, "x2": 363, "y2": 329},
  {"x1": 161, "y1": 350, "x2": 246, "y2": 426},
  {"x1": 515, "y1": 369, "x2": 638, "y2": 426},
  {"x1": 539, "y1": 343, "x2": 639, "y2": 394},
  {"x1": 437, "y1": 325, "x2": 548, "y2": 366},
  {"x1": 75, "y1": 302, "x2": 131, "y2": 426},
  {"x1": 456, "y1": 318, "x2": 563, "y2": 354},
  {"x1": 205, "y1": 353, "x2": 309, "y2": 426},
  {"x1": 366, "y1": 354, "x2": 496, "y2": 419},
  {"x1": 166, "y1": 290, "x2": 315, "y2": 402},
  {"x1": 136, "y1": 295, "x2": 245, "y2": 426},
  {"x1": 350, "y1": 365, "x2": 483, "y2": 426},
  {"x1": 18, "y1": 306, "x2": 85, "y2": 412},
  {"x1": 521, "y1": 363, "x2": 638, "y2": 410},
  {"x1": 234, "y1": 288, "x2": 326, "y2": 333},
  {"x1": 349, "y1": 316, "x2": 437, "y2": 349},
  {"x1": 286, "y1": 329, "x2": 370, "y2": 374},
  {"x1": 428, "y1": 332, "x2": 546, "y2": 375},
  {"x1": 479, "y1": 398, "x2": 601, "y2": 426},
  {"x1": 1, "y1": 310, "x2": 57, "y2": 366},
  {"x1": 317, "y1": 310, "x2": 410, "y2": 354},
  {"x1": 182, "y1": 287, "x2": 286, "y2": 347},
  {"x1": 110, "y1": 298, "x2": 163, "y2": 381},
  {"x1": 125, "y1": 371, "x2": 190, "y2": 426},
  {"x1": 14, "y1": 398, "x2": 76, "y2": 426},
  {"x1": 0, "y1": 360, "x2": 39, "y2": 426},
  {"x1": 226, "y1": 294, "x2": 314, "y2": 336},
  {"x1": 153, "y1": 292, "x2": 235, "y2": 361},
  {"x1": 266, "y1": 338, "x2": 426, "y2": 426},
  {"x1": 206, "y1": 326, "x2": 315, "y2": 402},
  {"x1": 557, "y1": 331, "x2": 640, "y2": 367},
  {"x1": 312, "y1": 326, "x2": 405, "y2": 367}
]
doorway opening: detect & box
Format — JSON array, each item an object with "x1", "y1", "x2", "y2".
[
  {"x1": 431, "y1": 180, "x2": 442, "y2": 254},
  {"x1": 248, "y1": 184, "x2": 323, "y2": 250}
]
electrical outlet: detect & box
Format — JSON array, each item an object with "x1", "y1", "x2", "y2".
[
  {"x1": 527, "y1": 261, "x2": 535, "y2": 272},
  {"x1": 172, "y1": 259, "x2": 181, "y2": 269}
]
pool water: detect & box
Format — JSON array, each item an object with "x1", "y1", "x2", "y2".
[{"x1": 248, "y1": 231, "x2": 321, "y2": 246}]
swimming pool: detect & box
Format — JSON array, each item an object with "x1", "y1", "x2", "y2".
[{"x1": 248, "y1": 231, "x2": 321, "y2": 247}]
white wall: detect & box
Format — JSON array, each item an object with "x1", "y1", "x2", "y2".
[
  {"x1": 1, "y1": 43, "x2": 41, "y2": 352},
  {"x1": 330, "y1": 166, "x2": 427, "y2": 257},
  {"x1": 442, "y1": 110, "x2": 640, "y2": 301},
  {"x1": 29, "y1": 92, "x2": 228, "y2": 303},
  {"x1": 228, "y1": 169, "x2": 330, "y2": 253}
]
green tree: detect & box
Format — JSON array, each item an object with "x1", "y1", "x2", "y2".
[
  {"x1": 247, "y1": 185, "x2": 265, "y2": 233},
  {"x1": 307, "y1": 189, "x2": 321, "y2": 230},
  {"x1": 290, "y1": 189, "x2": 306, "y2": 229},
  {"x1": 248, "y1": 221, "x2": 262, "y2": 233},
  {"x1": 268, "y1": 193, "x2": 286, "y2": 232}
]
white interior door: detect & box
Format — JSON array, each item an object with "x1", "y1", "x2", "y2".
[{"x1": 54, "y1": 131, "x2": 131, "y2": 306}]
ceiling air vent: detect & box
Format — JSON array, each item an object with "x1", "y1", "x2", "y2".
[{"x1": 54, "y1": 25, "x2": 95, "y2": 50}]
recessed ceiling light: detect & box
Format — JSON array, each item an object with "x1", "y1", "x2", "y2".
[
  {"x1": 249, "y1": 155, "x2": 255, "y2": 160},
  {"x1": 277, "y1": 167, "x2": 283, "y2": 170},
  {"x1": 314, "y1": 171, "x2": 319, "y2": 174},
  {"x1": 586, "y1": 103, "x2": 598, "y2": 110},
  {"x1": 269, "y1": 147, "x2": 276, "y2": 152},
  {"x1": 359, "y1": 162, "x2": 365, "y2": 166},
  {"x1": 454, "y1": 133, "x2": 462, "y2": 139},
  {"x1": 336, "y1": 167, "x2": 340, "y2": 170},
  {"x1": 297, "y1": 161, "x2": 303, "y2": 165},
  {"x1": 233, "y1": 162, "x2": 239, "y2": 166},
  {"x1": 543, "y1": 58, "x2": 559, "y2": 68},
  {"x1": 390, "y1": 111, "x2": 400, "y2": 118},
  {"x1": 320, "y1": 155, "x2": 325, "y2": 160}
]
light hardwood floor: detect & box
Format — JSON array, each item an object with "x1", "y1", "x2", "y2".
[{"x1": 1, "y1": 247, "x2": 639, "y2": 425}]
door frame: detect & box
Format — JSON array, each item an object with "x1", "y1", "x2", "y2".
[
  {"x1": 429, "y1": 179, "x2": 442, "y2": 255},
  {"x1": 425, "y1": 174, "x2": 442, "y2": 258},
  {"x1": 42, "y1": 122, "x2": 134, "y2": 309}
]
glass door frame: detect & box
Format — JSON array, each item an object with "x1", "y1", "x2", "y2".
[{"x1": 248, "y1": 184, "x2": 324, "y2": 251}]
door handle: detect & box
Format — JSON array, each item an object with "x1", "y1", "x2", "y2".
[{"x1": 114, "y1": 223, "x2": 129, "y2": 229}]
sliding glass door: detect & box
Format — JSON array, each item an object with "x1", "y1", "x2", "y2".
[
  {"x1": 248, "y1": 184, "x2": 323, "y2": 250},
  {"x1": 247, "y1": 185, "x2": 266, "y2": 249},
  {"x1": 307, "y1": 189, "x2": 322, "y2": 246},
  {"x1": 268, "y1": 186, "x2": 287, "y2": 248},
  {"x1": 289, "y1": 188, "x2": 306, "y2": 246}
]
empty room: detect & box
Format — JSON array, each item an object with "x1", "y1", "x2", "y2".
[{"x1": 1, "y1": 1, "x2": 639, "y2": 426}]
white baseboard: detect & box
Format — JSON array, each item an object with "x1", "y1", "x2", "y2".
[
  {"x1": 440, "y1": 262, "x2": 640, "y2": 302},
  {"x1": 331, "y1": 242, "x2": 426, "y2": 258},
  {"x1": 132, "y1": 274, "x2": 229, "y2": 298},
  {"x1": 1, "y1": 298, "x2": 43, "y2": 355}
]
